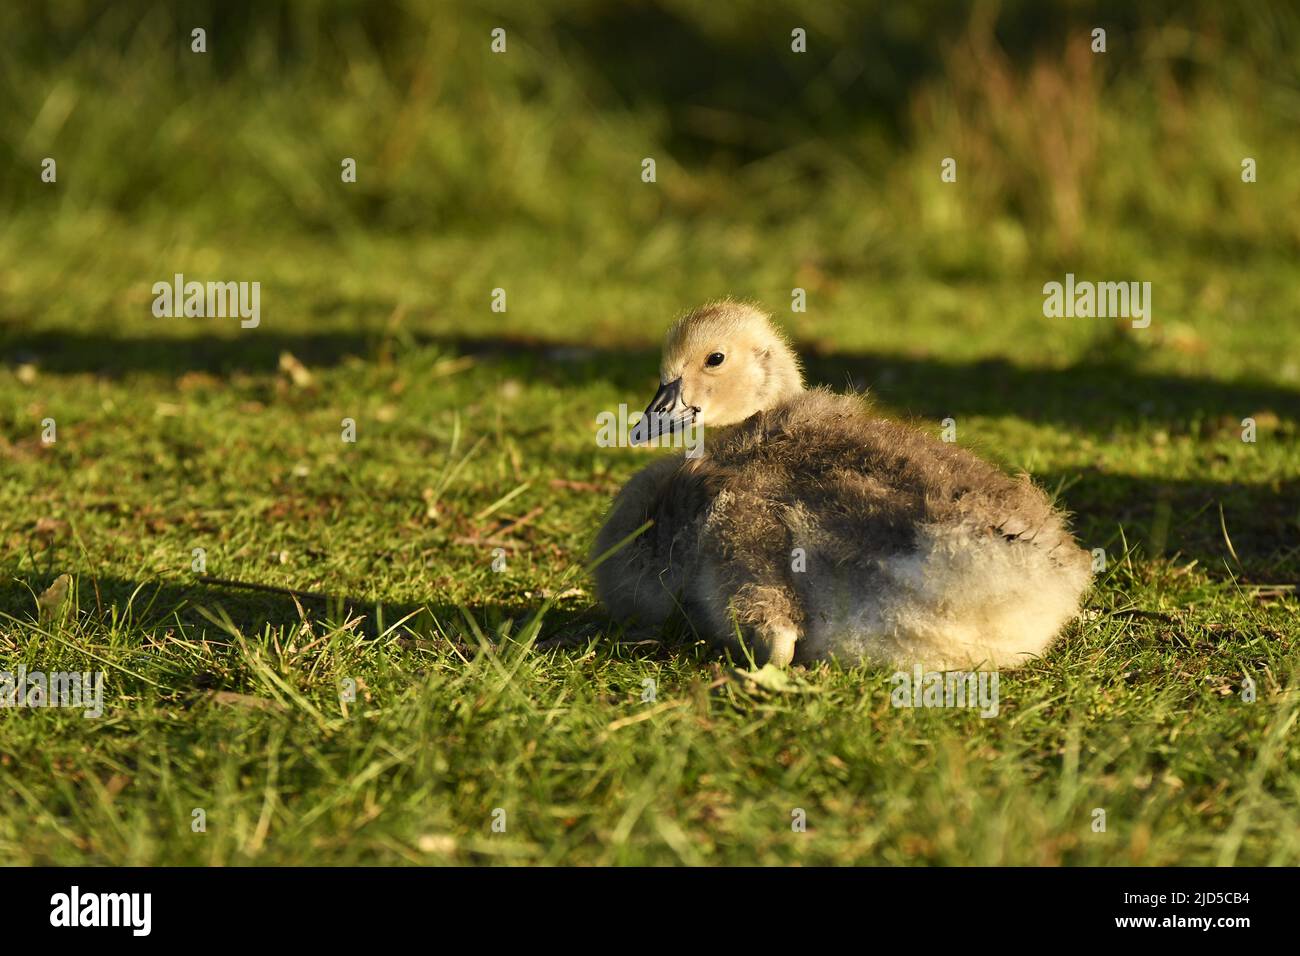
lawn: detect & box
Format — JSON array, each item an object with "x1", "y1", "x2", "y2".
[{"x1": 1, "y1": 1, "x2": 1298, "y2": 865}]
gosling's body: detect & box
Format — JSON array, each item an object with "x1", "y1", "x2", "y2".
[{"x1": 593, "y1": 302, "x2": 1092, "y2": 670}]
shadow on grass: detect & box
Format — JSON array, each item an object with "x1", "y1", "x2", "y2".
[
  {"x1": 1039, "y1": 471, "x2": 1300, "y2": 579},
  {"x1": 0, "y1": 572, "x2": 607, "y2": 658},
  {"x1": 7, "y1": 327, "x2": 1299, "y2": 433},
  {"x1": 6, "y1": 328, "x2": 1298, "y2": 575}
]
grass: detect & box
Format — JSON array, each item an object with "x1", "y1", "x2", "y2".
[{"x1": 1, "y1": 1, "x2": 1299, "y2": 865}]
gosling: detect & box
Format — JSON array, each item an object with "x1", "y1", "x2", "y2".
[{"x1": 592, "y1": 301, "x2": 1092, "y2": 670}]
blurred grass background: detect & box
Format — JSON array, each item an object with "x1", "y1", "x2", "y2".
[{"x1": 2, "y1": 0, "x2": 1298, "y2": 366}]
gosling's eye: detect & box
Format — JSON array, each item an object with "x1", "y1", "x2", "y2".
[{"x1": 705, "y1": 352, "x2": 725, "y2": 368}]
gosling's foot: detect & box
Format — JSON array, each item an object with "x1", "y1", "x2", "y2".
[{"x1": 751, "y1": 621, "x2": 799, "y2": 667}]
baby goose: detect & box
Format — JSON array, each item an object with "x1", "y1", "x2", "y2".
[{"x1": 592, "y1": 301, "x2": 1092, "y2": 670}]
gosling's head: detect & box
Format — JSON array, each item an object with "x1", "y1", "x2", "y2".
[{"x1": 630, "y1": 301, "x2": 804, "y2": 444}]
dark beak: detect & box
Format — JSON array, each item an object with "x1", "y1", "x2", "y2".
[{"x1": 629, "y1": 377, "x2": 697, "y2": 445}]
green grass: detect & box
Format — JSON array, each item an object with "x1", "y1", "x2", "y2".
[{"x1": 1, "y1": 1, "x2": 1299, "y2": 865}]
